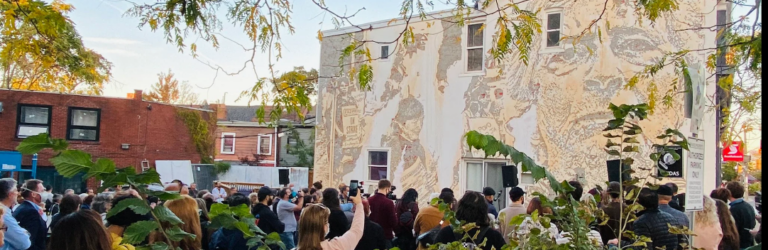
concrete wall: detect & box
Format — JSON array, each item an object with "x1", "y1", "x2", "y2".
[{"x1": 314, "y1": 0, "x2": 720, "y2": 204}]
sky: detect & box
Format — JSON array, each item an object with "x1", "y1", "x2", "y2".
[{"x1": 71, "y1": 0, "x2": 761, "y2": 151}]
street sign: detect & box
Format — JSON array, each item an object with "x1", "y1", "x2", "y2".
[
  {"x1": 686, "y1": 137, "x2": 705, "y2": 211},
  {"x1": 723, "y1": 141, "x2": 744, "y2": 162},
  {"x1": 0, "y1": 151, "x2": 22, "y2": 171}
]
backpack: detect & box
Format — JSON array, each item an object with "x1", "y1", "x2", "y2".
[
  {"x1": 399, "y1": 203, "x2": 416, "y2": 227},
  {"x1": 451, "y1": 226, "x2": 490, "y2": 250},
  {"x1": 417, "y1": 225, "x2": 442, "y2": 248}
]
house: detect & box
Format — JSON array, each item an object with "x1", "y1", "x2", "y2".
[
  {"x1": 0, "y1": 89, "x2": 215, "y2": 192},
  {"x1": 313, "y1": 0, "x2": 726, "y2": 208},
  {"x1": 278, "y1": 116, "x2": 315, "y2": 168}
]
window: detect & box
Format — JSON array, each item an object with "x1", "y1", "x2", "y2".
[
  {"x1": 286, "y1": 137, "x2": 298, "y2": 154},
  {"x1": 258, "y1": 134, "x2": 272, "y2": 155},
  {"x1": 368, "y1": 151, "x2": 389, "y2": 180},
  {"x1": 16, "y1": 105, "x2": 52, "y2": 138},
  {"x1": 381, "y1": 45, "x2": 389, "y2": 59},
  {"x1": 221, "y1": 133, "x2": 235, "y2": 154},
  {"x1": 546, "y1": 13, "x2": 561, "y2": 47},
  {"x1": 466, "y1": 23, "x2": 484, "y2": 71},
  {"x1": 67, "y1": 108, "x2": 100, "y2": 141}
]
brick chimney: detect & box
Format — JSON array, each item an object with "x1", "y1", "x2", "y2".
[
  {"x1": 212, "y1": 104, "x2": 227, "y2": 120},
  {"x1": 133, "y1": 90, "x2": 143, "y2": 101}
]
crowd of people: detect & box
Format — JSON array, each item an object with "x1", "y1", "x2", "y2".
[{"x1": 0, "y1": 177, "x2": 760, "y2": 250}]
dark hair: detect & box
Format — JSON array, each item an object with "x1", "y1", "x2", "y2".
[
  {"x1": 107, "y1": 194, "x2": 152, "y2": 227},
  {"x1": 526, "y1": 197, "x2": 552, "y2": 214},
  {"x1": 711, "y1": 188, "x2": 732, "y2": 202},
  {"x1": 665, "y1": 182, "x2": 679, "y2": 194},
  {"x1": 53, "y1": 194, "x2": 63, "y2": 203},
  {"x1": 309, "y1": 188, "x2": 317, "y2": 195},
  {"x1": 441, "y1": 188, "x2": 454, "y2": 194},
  {"x1": 322, "y1": 188, "x2": 341, "y2": 210},
  {"x1": 258, "y1": 191, "x2": 272, "y2": 202},
  {"x1": 227, "y1": 193, "x2": 250, "y2": 208},
  {"x1": 438, "y1": 191, "x2": 455, "y2": 205},
  {"x1": 510, "y1": 190, "x2": 524, "y2": 202},
  {"x1": 399, "y1": 188, "x2": 418, "y2": 209},
  {"x1": 83, "y1": 195, "x2": 95, "y2": 206},
  {"x1": 725, "y1": 181, "x2": 745, "y2": 199},
  {"x1": 203, "y1": 196, "x2": 214, "y2": 211},
  {"x1": 59, "y1": 194, "x2": 82, "y2": 215},
  {"x1": 45, "y1": 185, "x2": 52, "y2": 192},
  {"x1": 378, "y1": 180, "x2": 392, "y2": 189},
  {"x1": 278, "y1": 188, "x2": 292, "y2": 199},
  {"x1": 637, "y1": 188, "x2": 658, "y2": 210},
  {"x1": 197, "y1": 190, "x2": 210, "y2": 199},
  {"x1": 566, "y1": 181, "x2": 583, "y2": 201},
  {"x1": 48, "y1": 210, "x2": 112, "y2": 250},
  {"x1": 21, "y1": 179, "x2": 42, "y2": 198},
  {"x1": 455, "y1": 192, "x2": 490, "y2": 227},
  {"x1": 715, "y1": 199, "x2": 740, "y2": 249},
  {"x1": 313, "y1": 181, "x2": 323, "y2": 190},
  {"x1": 91, "y1": 193, "x2": 113, "y2": 214},
  {"x1": 0, "y1": 178, "x2": 17, "y2": 201}
]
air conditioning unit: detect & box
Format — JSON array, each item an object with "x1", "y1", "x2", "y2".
[{"x1": 141, "y1": 160, "x2": 150, "y2": 172}]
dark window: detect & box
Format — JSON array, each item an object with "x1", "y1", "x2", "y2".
[
  {"x1": 467, "y1": 23, "x2": 484, "y2": 71},
  {"x1": 287, "y1": 137, "x2": 298, "y2": 154},
  {"x1": 368, "y1": 151, "x2": 389, "y2": 180},
  {"x1": 381, "y1": 46, "x2": 389, "y2": 59},
  {"x1": 16, "y1": 105, "x2": 52, "y2": 138},
  {"x1": 546, "y1": 13, "x2": 561, "y2": 47},
  {"x1": 67, "y1": 108, "x2": 100, "y2": 141}
]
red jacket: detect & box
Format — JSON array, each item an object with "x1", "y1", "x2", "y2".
[{"x1": 367, "y1": 193, "x2": 397, "y2": 240}]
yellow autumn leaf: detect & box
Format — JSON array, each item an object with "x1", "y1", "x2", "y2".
[{"x1": 317, "y1": 30, "x2": 323, "y2": 42}]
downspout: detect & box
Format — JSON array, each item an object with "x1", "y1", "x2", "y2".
[{"x1": 275, "y1": 123, "x2": 279, "y2": 168}]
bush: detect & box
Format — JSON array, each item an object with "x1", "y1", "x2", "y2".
[
  {"x1": 213, "y1": 161, "x2": 231, "y2": 175},
  {"x1": 749, "y1": 182, "x2": 761, "y2": 195}
]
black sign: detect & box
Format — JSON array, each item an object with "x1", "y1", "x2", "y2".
[{"x1": 656, "y1": 146, "x2": 684, "y2": 178}]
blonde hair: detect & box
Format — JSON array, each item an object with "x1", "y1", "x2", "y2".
[
  {"x1": 248, "y1": 193, "x2": 259, "y2": 206},
  {"x1": 157, "y1": 196, "x2": 202, "y2": 250},
  {"x1": 297, "y1": 204, "x2": 330, "y2": 250},
  {"x1": 694, "y1": 196, "x2": 719, "y2": 226}
]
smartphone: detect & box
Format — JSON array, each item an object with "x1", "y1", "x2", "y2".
[{"x1": 349, "y1": 180, "x2": 359, "y2": 197}]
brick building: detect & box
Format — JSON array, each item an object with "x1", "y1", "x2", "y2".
[{"x1": 0, "y1": 89, "x2": 215, "y2": 192}]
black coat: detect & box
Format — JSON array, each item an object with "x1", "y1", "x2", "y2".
[
  {"x1": 252, "y1": 203, "x2": 285, "y2": 235},
  {"x1": 326, "y1": 209, "x2": 350, "y2": 239},
  {"x1": 355, "y1": 217, "x2": 388, "y2": 250},
  {"x1": 13, "y1": 201, "x2": 47, "y2": 250},
  {"x1": 621, "y1": 209, "x2": 680, "y2": 250},
  {"x1": 730, "y1": 199, "x2": 757, "y2": 248},
  {"x1": 435, "y1": 226, "x2": 505, "y2": 250}
]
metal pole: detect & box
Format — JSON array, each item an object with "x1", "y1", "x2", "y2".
[{"x1": 32, "y1": 153, "x2": 37, "y2": 179}]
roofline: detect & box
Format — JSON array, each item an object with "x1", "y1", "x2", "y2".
[
  {"x1": 0, "y1": 88, "x2": 213, "y2": 112},
  {"x1": 321, "y1": 8, "x2": 480, "y2": 37}
]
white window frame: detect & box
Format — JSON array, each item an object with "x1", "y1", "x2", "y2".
[
  {"x1": 257, "y1": 134, "x2": 273, "y2": 155},
  {"x1": 220, "y1": 133, "x2": 236, "y2": 154},
  {"x1": 462, "y1": 21, "x2": 486, "y2": 75},
  {"x1": 540, "y1": 8, "x2": 565, "y2": 54},
  {"x1": 366, "y1": 148, "x2": 391, "y2": 182}
]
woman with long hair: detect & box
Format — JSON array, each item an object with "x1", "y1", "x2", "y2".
[
  {"x1": 692, "y1": 196, "x2": 723, "y2": 250},
  {"x1": 155, "y1": 196, "x2": 202, "y2": 250},
  {"x1": 715, "y1": 199, "x2": 741, "y2": 250},
  {"x1": 321, "y1": 188, "x2": 349, "y2": 239},
  {"x1": 47, "y1": 209, "x2": 112, "y2": 250},
  {"x1": 395, "y1": 188, "x2": 419, "y2": 250},
  {"x1": 296, "y1": 188, "x2": 363, "y2": 250},
  {"x1": 49, "y1": 194, "x2": 81, "y2": 230},
  {"x1": 518, "y1": 197, "x2": 559, "y2": 238},
  {"x1": 434, "y1": 192, "x2": 505, "y2": 250},
  {"x1": 711, "y1": 188, "x2": 732, "y2": 203}
]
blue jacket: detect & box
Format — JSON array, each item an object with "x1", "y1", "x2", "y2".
[
  {"x1": 1, "y1": 206, "x2": 30, "y2": 250},
  {"x1": 12, "y1": 201, "x2": 46, "y2": 250},
  {"x1": 487, "y1": 200, "x2": 498, "y2": 219}
]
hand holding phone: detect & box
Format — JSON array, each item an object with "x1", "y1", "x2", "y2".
[{"x1": 349, "y1": 180, "x2": 359, "y2": 197}]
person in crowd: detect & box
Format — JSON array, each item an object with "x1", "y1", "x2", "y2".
[
  {"x1": 481, "y1": 187, "x2": 498, "y2": 219},
  {"x1": 566, "y1": 181, "x2": 584, "y2": 202},
  {"x1": 692, "y1": 196, "x2": 723, "y2": 250},
  {"x1": 338, "y1": 184, "x2": 349, "y2": 204},
  {"x1": 48, "y1": 194, "x2": 62, "y2": 216},
  {"x1": 599, "y1": 182, "x2": 630, "y2": 245},
  {"x1": 296, "y1": 187, "x2": 363, "y2": 250},
  {"x1": 368, "y1": 180, "x2": 397, "y2": 245},
  {"x1": 197, "y1": 190, "x2": 210, "y2": 199},
  {"x1": 395, "y1": 188, "x2": 419, "y2": 250},
  {"x1": 195, "y1": 198, "x2": 211, "y2": 250},
  {"x1": 273, "y1": 187, "x2": 304, "y2": 249},
  {"x1": 41, "y1": 186, "x2": 53, "y2": 212},
  {"x1": 434, "y1": 191, "x2": 505, "y2": 250},
  {"x1": 355, "y1": 198, "x2": 387, "y2": 250},
  {"x1": 676, "y1": 193, "x2": 687, "y2": 210},
  {"x1": 608, "y1": 188, "x2": 680, "y2": 250},
  {"x1": 312, "y1": 181, "x2": 324, "y2": 202},
  {"x1": 86, "y1": 189, "x2": 95, "y2": 196},
  {"x1": 441, "y1": 188, "x2": 458, "y2": 211},
  {"x1": 322, "y1": 188, "x2": 349, "y2": 240},
  {"x1": 515, "y1": 197, "x2": 559, "y2": 241},
  {"x1": 0, "y1": 208, "x2": 5, "y2": 247},
  {"x1": 81, "y1": 194, "x2": 94, "y2": 210},
  {"x1": 725, "y1": 181, "x2": 757, "y2": 249},
  {"x1": 108, "y1": 194, "x2": 152, "y2": 250},
  {"x1": 714, "y1": 198, "x2": 741, "y2": 250},
  {"x1": 13, "y1": 179, "x2": 46, "y2": 250},
  {"x1": 499, "y1": 187, "x2": 527, "y2": 241},
  {"x1": 156, "y1": 196, "x2": 202, "y2": 250},
  {"x1": 711, "y1": 188, "x2": 732, "y2": 203},
  {"x1": 92, "y1": 193, "x2": 113, "y2": 224},
  {"x1": 657, "y1": 185, "x2": 690, "y2": 227},
  {"x1": 0, "y1": 178, "x2": 31, "y2": 250},
  {"x1": 49, "y1": 194, "x2": 82, "y2": 230},
  {"x1": 189, "y1": 183, "x2": 199, "y2": 198},
  {"x1": 665, "y1": 183, "x2": 684, "y2": 212},
  {"x1": 209, "y1": 193, "x2": 254, "y2": 250},
  {"x1": 414, "y1": 191, "x2": 454, "y2": 250},
  {"x1": 203, "y1": 194, "x2": 214, "y2": 211},
  {"x1": 64, "y1": 189, "x2": 74, "y2": 196},
  {"x1": 47, "y1": 210, "x2": 112, "y2": 250},
  {"x1": 211, "y1": 181, "x2": 228, "y2": 203},
  {"x1": 251, "y1": 187, "x2": 284, "y2": 250}
]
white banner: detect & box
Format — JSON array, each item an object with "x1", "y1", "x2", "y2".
[{"x1": 685, "y1": 137, "x2": 706, "y2": 211}]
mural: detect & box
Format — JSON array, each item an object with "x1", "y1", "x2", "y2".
[{"x1": 315, "y1": 0, "x2": 713, "y2": 204}]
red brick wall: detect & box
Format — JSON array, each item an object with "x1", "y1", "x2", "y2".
[
  {"x1": 214, "y1": 126, "x2": 278, "y2": 166},
  {"x1": 0, "y1": 89, "x2": 213, "y2": 188}
]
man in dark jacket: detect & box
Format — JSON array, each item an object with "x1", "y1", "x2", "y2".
[
  {"x1": 482, "y1": 187, "x2": 498, "y2": 219},
  {"x1": 726, "y1": 181, "x2": 757, "y2": 249},
  {"x1": 211, "y1": 193, "x2": 255, "y2": 250},
  {"x1": 355, "y1": 199, "x2": 388, "y2": 250},
  {"x1": 13, "y1": 179, "x2": 47, "y2": 250},
  {"x1": 252, "y1": 186, "x2": 285, "y2": 250},
  {"x1": 609, "y1": 188, "x2": 680, "y2": 250},
  {"x1": 368, "y1": 180, "x2": 397, "y2": 246},
  {"x1": 599, "y1": 182, "x2": 631, "y2": 245},
  {"x1": 665, "y1": 183, "x2": 684, "y2": 212}
]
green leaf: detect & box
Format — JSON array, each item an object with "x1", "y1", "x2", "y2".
[
  {"x1": 107, "y1": 197, "x2": 151, "y2": 218},
  {"x1": 605, "y1": 149, "x2": 621, "y2": 156},
  {"x1": 622, "y1": 146, "x2": 639, "y2": 153},
  {"x1": 122, "y1": 221, "x2": 158, "y2": 245},
  {"x1": 15, "y1": 133, "x2": 69, "y2": 154},
  {"x1": 603, "y1": 119, "x2": 624, "y2": 131},
  {"x1": 154, "y1": 205, "x2": 183, "y2": 225},
  {"x1": 145, "y1": 190, "x2": 182, "y2": 201},
  {"x1": 234, "y1": 221, "x2": 254, "y2": 237},
  {"x1": 166, "y1": 226, "x2": 196, "y2": 241},
  {"x1": 623, "y1": 137, "x2": 640, "y2": 144},
  {"x1": 86, "y1": 158, "x2": 116, "y2": 179},
  {"x1": 50, "y1": 150, "x2": 93, "y2": 178},
  {"x1": 150, "y1": 242, "x2": 170, "y2": 250},
  {"x1": 134, "y1": 168, "x2": 162, "y2": 185},
  {"x1": 263, "y1": 232, "x2": 285, "y2": 249},
  {"x1": 509, "y1": 214, "x2": 526, "y2": 226},
  {"x1": 246, "y1": 235, "x2": 266, "y2": 248}
]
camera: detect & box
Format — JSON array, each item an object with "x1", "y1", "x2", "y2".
[{"x1": 387, "y1": 186, "x2": 397, "y2": 200}]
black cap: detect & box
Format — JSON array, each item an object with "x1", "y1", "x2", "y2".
[
  {"x1": 656, "y1": 185, "x2": 674, "y2": 196},
  {"x1": 258, "y1": 186, "x2": 274, "y2": 196},
  {"x1": 607, "y1": 181, "x2": 622, "y2": 194},
  {"x1": 482, "y1": 187, "x2": 496, "y2": 196},
  {"x1": 509, "y1": 187, "x2": 526, "y2": 200}
]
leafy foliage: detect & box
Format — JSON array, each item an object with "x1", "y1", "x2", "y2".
[
  {"x1": 236, "y1": 67, "x2": 317, "y2": 125},
  {"x1": 143, "y1": 70, "x2": 201, "y2": 105},
  {"x1": 213, "y1": 161, "x2": 231, "y2": 175},
  {"x1": 177, "y1": 109, "x2": 216, "y2": 164},
  {"x1": 285, "y1": 126, "x2": 315, "y2": 169}
]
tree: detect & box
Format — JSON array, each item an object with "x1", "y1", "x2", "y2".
[
  {"x1": 143, "y1": 70, "x2": 201, "y2": 105},
  {"x1": 1, "y1": 0, "x2": 112, "y2": 95},
  {"x1": 285, "y1": 127, "x2": 315, "y2": 169},
  {"x1": 237, "y1": 67, "x2": 318, "y2": 123}
]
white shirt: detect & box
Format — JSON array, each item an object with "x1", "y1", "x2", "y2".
[{"x1": 211, "y1": 187, "x2": 227, "y2": 203}]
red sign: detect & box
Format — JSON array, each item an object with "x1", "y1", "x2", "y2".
[{"x1": 723, "y1": 141, "x2": 744, "y2": 162}]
